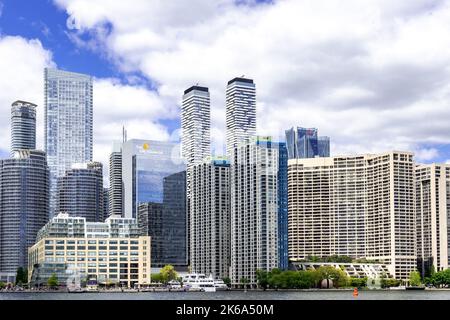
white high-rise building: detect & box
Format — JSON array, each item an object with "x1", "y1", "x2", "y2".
[
  {"x1": 416, "y1": 163, "x2": 450, "y2": 277},
  {"x1": 109, "y1": 141, "x2": 123, "y2": 217},
  {"x1": 231, "y1": 137, "x2": 279, "y2": 287},
  {"x1": 181, "y1": 85, "x2": 211, "y2": 168},
  {"x1": 44, "y1": 68, "x2": 93, "y2": 218},
  {"x1": 288, "y1": 152, "x2": 416, "y2": 280},
  {"x1": 181, "y1": 85, "x2": 211, "y2": 268},
  {"x1": 11, "y1": 100, "x2": 37, "y2": 155},
  {"x1": 190, "y1": 157, "x2": 230, "y2": 279},
  {"x1": 226, "y1": 77, "x2": 256, "y2": 158}
]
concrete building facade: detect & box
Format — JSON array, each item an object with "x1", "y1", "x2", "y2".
[{"x1": 288, "y1": 152, "x2": 416, "y2": 280}]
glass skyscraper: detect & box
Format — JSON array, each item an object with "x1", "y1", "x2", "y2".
[
  {"x1": 44, "y1": 68, "x2": 93, "y2": 218},
  {"x1": 56, "y1": 162, "x2": 105, "y2": 222},
  {"x1": 122, "y1": 139, "x2": 186, "y2": 219},
  {"x1": 124, "y1": 139, "x2": 187, "y2": 267},
  {"x1": 285, "y1": 126, "x2": 330, "y2": 159}
]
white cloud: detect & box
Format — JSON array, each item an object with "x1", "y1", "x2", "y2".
[
  {"x1": 53, "y1": 0, "x2": 450, "y2": 162},
  {"x1": 0, "y1": 36, "x2": 54, "y2": 153},
  {"x1": 0, "y1": 35, "x2": 171, "y2": 186},
  {"x1": 414, "y1": 148, "x2": 440, "y2": 162}
]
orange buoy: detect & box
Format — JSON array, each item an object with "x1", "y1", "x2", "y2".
[{"x1": 353, "y1": 288, "x2": 359, "y2": 297}]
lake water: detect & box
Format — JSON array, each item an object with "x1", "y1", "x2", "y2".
[{"x1": 1, "y1": 290, "x2": 450, "y2": 300}]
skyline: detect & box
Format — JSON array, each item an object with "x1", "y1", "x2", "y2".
[{"x1": 1, "y1": 0, "x2": 450, "y2": 186}]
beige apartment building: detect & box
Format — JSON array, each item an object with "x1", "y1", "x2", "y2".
[
  {"x1": 416, "y1": 163, "x2": 450, "y2": 277},
  {"x1": 28, "y1": 213, "x2": 151, "y2": 288},
  {"x1": 288, "y1": 151, "x2": 416, "y2": 280}
]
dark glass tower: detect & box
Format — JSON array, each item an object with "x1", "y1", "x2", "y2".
[
  {"x1": 138, "y1": 171, "x2": 187, "y2": 267},
  {"x1": 56, "y1": 162, "x2": 104, "y2": 222}
]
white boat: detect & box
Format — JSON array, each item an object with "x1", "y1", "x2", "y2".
[
  {"x1": 85, "y1": 276, "x2": 99, "y2": 292},
  {"x1": 390, "y1": 285, "x2": 406, "y2": 290},
  {"x1": 168, "y1": 280, "x2": 182, "y2": 289},
  {"x1": 214, "y1": 279, "x2": 229, "y2": 291},
  {"x1": 182, "y1": 274, "x2": 216, "y2": 292}
]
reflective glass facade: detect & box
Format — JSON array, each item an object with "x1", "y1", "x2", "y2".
[
  {"x1": 138, "y1": 171, "x2": 187, "y2": 267},
  {"x1": 285, "y1": 127, "x2": 330, "y2": 159},
  {"x1": 44, "y1": 68, "x2": 93, "y2": 218},
  {"x1": 122, "y1": 139, "x2": 185, "y2": 219}
]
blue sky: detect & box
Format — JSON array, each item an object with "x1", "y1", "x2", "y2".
[{"x1": 0, "y1": 0, "x2": 450, "y2": 168}]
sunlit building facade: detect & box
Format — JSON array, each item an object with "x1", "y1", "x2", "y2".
[
  {"x1": 28, "y1": 213, "x2": 151, "y2": 288},
  {"x1": 416, "y1": 163, "x2": 450, "y2": 278},
  {"x1": 288, "y1": 152, "x2": 416, "y2": 280}
]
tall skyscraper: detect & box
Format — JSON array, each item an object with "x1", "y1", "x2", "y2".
[
  {"x1": 0, "y1": 150, "x2": 49, "y2": 280},
  {"x1": 288, "y1": 152, "x2": 416, "y2": 280},
  {"x1": 190, "y1": 157, "x2": 230, "y2": 279},
  {"x1": 285, "y1": 127, "x2": 330, "y2": 159},
  {"x1": 138, "y1": 171, "x2": 187, "y2": 267},
  {"x1": 56, "y1": 162, "x2": 104, "y2": 222},
  {"x1": 181, "y1": 85, "x2": 211, "y2": 167},
  {"x1": 181, "y1": 85, "x2": 211, "y2": 268},
  {"x1": 44, "y1": 68, "x2": 93, "y2": 217},
  {"x1": 231, "y1": 136, "x2": 279, "y2": 287},
  {"x1": 226, "y1": 77, "x2": 256, "y2": 157},
  {"x1": 109, "y1": 141, "x2": 123, "y2": 217},
  {"x1": 10, "y1": 100, "x2": 36, "y2": 154},
  {"x1": 122, "y1": 139, "x2": 185, "y2": 219},
  {"x1": 416, "y1": 163, "x2": 450, "y2": 278}
]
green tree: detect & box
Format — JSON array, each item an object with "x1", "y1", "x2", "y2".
[
  {"x1": 256, "y1": 269, "x2": 269, "y2": 290},
  {"x1": 350, "y1": 277, "x2": 367, "y2": 288},
  {"x1": 409, "y1": 271, "x2": 422, "y2": 287},
  {"x1": 15, "y1": 267, "x2": 25, "y2": 285},
  {"x1": 160, "y1": 265, "x2": 178, "y2": 284},
  {"x1": 47, "y1": 273, "x2": 59, "y2": 288},
  {"x1": 151, "y1": 273, "x2": 163, "y2": 283},
  {"x1": 240, "y1": 277, "x2": 250, "y2": 291},
  {"x1": 0, "y1": 282, "x2": 5, "y2": 289},
  {"x1": 315, "y1": 266, "x2": 349, "y2": 288},
  {"x1": 222, "y1": 277, "x2": 231, "y2": 287}
]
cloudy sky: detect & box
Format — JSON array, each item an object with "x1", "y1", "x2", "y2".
[{"x1": 1, "y1": 0, "x2": 450, "y2": 183}]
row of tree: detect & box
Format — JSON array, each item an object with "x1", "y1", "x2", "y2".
[
  {"x1": 255, "y1": 267, "x2": 372, "y2": 289},
  {"x1": 254, "y1": 267, "x2": 404, "y2": 289}
]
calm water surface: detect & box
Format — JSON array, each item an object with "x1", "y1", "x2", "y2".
[{"x1": 1, "y1": 290, "x2": 450, "y2": 300}]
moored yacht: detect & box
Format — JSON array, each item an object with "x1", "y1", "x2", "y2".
[
  {"x1": 214, "y1": 278, "x2": 229, "y2": 291},
  {"x1": 182, "y1": 274, "x2": 216, "y2": 292}
]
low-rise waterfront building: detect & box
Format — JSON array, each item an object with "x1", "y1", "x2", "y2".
[{"x1": 28, "y1": 213, "x2": 151, "y2": 288}]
